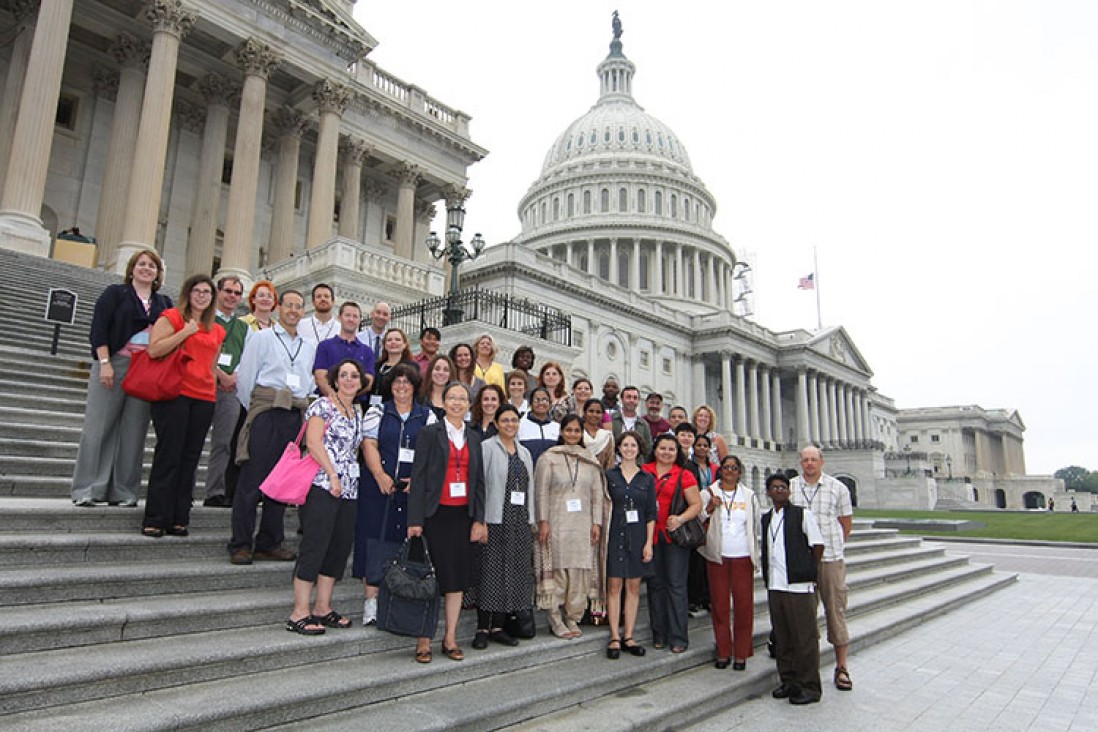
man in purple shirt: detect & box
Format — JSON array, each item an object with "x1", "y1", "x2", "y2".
[{"x1": 313, "y1": 302, "x2": 375, "y2": 402}]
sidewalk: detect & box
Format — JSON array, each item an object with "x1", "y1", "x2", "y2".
[{"x1": 687, "y1": 573, "x2": 1098, "y2": 731}]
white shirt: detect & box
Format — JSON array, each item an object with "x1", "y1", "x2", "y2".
[
  {"x1": 356, "y1": 326, "x2": 385, "y2": 357},
  {"x1": 298, "y1": 314, "x2": 338, "y2": 346},
  {"x1": 444, "y1": 418, "x2": 466, "y2": 450},
  {"x1": 235, "y1": 323, "x2": 317, "y2": 410},
  {"x1": 717, "y1": 485, "x2": 751, "y2": 558},
  {"x1": 765, "y1": 506, "x2": 824, "y2": 594}
]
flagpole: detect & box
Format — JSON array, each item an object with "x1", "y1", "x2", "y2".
[{"x1": 814, "y1": 246, "x2": 822, "y2": 330}]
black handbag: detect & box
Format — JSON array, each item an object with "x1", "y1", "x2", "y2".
[
  {"x1": 377, "y1": 536, "x2": 440, "y2": 638},
  {"x1": 504, "y1": 608, "x2": 537, "y2": 639},
  {"x1": 668, "y1": 471, "x2": 706, "y2": 549}
]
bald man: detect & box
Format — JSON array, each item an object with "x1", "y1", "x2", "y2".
[{"x1": 356, "y1": 301, "x2": 391, "y2": 360}]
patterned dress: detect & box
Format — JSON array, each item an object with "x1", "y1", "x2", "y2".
[{"x1": 478, "y1": 451, "x2": 535, "y2": 613}]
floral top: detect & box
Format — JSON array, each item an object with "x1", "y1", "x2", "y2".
[{"x1": 305, "y1": 397, "x2": 366, "y2": 500}]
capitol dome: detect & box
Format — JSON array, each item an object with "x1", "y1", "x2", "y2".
[{"x1": 513, "y1": 16, "x2": 738, "y2": 315}]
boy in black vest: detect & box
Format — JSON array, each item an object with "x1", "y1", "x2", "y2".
[{"x1": 761, "y1": 472, "x2": 825, "y2": 705}]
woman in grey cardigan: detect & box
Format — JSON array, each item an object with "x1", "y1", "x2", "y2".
[{"x1": 472, "y1": 404, "x2": 537, "y2": 649}]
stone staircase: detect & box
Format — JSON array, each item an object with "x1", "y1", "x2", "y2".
[{"x1": 0, "y1": 250, "x2": 1017, "y2": 729}]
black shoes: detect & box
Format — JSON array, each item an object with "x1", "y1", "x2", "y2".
[
  {"x1": 732, "y1": 660, "x2": 746, "y2": 671},
  {"x1": 715, "y1": 658, "x2": 731, "y2": 669},
  {"x1": 771, "y1": 683, "x2": 793, "y2": 699},
  {"x1": 472, "y1": 630, "x2": 489, "y2": 650},
  {"x1": 789, "y1": 691, "x2": 821, "y2": 705},
  {"x1": 607, "y1": 640, "x2": 621, "y2": 660},
  {"x1": 489, "y1": 630, "x2": 519, "y2": 647},
  {"x1": 203, "y1": 495, "x2": 232, "y2": 507}
]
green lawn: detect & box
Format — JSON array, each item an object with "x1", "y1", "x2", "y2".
[{"x1": 856, "y1": 509, "x2": 1098, "y2": 543}]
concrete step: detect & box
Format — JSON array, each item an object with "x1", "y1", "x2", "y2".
[
  {"x1": 506, "y1": 571, "x2": 1019, "y2": 732},
  {"x1": 0, "y1": 499, "x2": 239, "y2": 533},
  {"x1": 0, "y1": 529, "x2": 246, "y2": 567}
]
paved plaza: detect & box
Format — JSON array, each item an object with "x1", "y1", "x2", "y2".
[{"x1": 688, "y1": 550, "x2": 1098, "y2": 731}]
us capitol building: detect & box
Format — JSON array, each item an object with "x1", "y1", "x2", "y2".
[{"x1": 0, "y1": 1, "x2": 1059, "y2": 509}]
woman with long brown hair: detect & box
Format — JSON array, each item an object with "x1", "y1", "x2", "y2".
[
  {"x1": 419, "y1": 354, "x2": 455, "y2": 420},
  {"x1": 448, "y1": 342, "x2": 485, "y2": 399},
  {"x1": 141, "y1": 275, "x2": 225, "y2": 537},
  {"x1": 372, "y1": 327, "x2": 415, "y2": 403}
]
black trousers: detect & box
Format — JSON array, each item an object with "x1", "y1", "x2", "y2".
[
  {"x1": 229, "y1": 408, "x2": 301, "y2": 553},
  {"x1": 144, "y1": 395, "x2": 215, "y2": 530},
  {"x1": 294, "y1": 485, "x2": 356, "y2": 582}
]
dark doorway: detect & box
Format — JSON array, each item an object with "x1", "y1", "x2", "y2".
[
  {"x1": 837, "y1": 476, "x2": 857, "y2": 508},
  {"x1": 995, "y1": 489, "x2": 1007, "y2": 509},
  {"x1": 1023, "y1": 491, "x2": 1045, "y2": 509}
]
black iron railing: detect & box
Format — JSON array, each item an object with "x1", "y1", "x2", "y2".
[{"x1": 392, "y1": 287, "x2": 572, "y2": 347}]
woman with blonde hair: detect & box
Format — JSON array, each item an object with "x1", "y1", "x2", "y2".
[
  {"x1": 72, "y1": 249, "x2": 172, "y2": 507},
  {"x1": 240, "y1": 280, "x2": 278, "y2": 331},
  {"x1": 473, "y1": 334, "x2": 506, "y2": 389},
  {"x1": 693, "y1": 405, "x2": 729, "y2": 462}
]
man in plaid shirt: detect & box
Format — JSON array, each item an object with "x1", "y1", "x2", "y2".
[{"x1": 790, "y1": 445, "x2": 854, "y2": 691}]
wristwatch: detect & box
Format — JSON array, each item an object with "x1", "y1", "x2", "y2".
[{"x1": 99, "y1": 358, "x2": 109, "y2": 365}]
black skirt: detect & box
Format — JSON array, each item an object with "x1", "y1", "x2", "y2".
[{"x1": 424, "y1": 504, "x2": 474, "y2": 594}]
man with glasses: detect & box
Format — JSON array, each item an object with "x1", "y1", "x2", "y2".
[
  {"x1": 202, "y1": 276, "x2": 250, "y2": 507},
  {"x1": 789, "y1": 445, "x2": 854, "y2": 691}
]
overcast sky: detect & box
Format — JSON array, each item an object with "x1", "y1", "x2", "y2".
[{"x1": 353, "y1": 1, "x2": 1098, "y2": 474}]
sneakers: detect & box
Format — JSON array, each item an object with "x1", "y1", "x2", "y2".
[{"x1": 363, "y1": 597, "x2": 378, "y2": 626}]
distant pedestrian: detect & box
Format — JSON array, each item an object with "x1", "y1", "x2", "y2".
[
  {"x1": 1048, "y1": 498, "x2": 1055, "y2": 512},
  {"x1": 1071, "y1": 497, "x2": 1079, "y2": 513}
]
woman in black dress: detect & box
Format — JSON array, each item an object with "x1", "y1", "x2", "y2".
[
  {"x1": 472, "y1": 404, "x2": 536, "y2": 649},
  {"x1": 604, "y1": 431, "x2": 657, "y2": 659},
  {"x1": 408, "y1": 382, "x2": 487, "y2": 663}
]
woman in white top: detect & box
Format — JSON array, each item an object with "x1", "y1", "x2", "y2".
[{"x1": 698, "y1": 455, "x2": 761, "y2": 670}]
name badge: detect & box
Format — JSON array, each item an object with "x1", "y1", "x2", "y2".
[
  {"x1": 348, "y1": 463, "x2": 360, "y2": 479},
  {"x1": 566, "y1": 498, "x2": 582, "y2": 512},
  {"x1": 449, "y1": 481, "x2": 467, "y2": 498},
  {"x1": 285, "y1": 373, "x2": 301, "y2": 390},
  {"x1": 510, "y1": 491, "x2": 526, "y2": 506},
  {"x1": 217, "y1": 353, "x2": 232, "y2": 367},
  {"x1": 626, "y1": 509, "x2": 640, "y2": 524},
  {"x1": 370, "y1": 395, "x2": 382, "y2": 406},
  {"x1": 398, "y1": 447, "x2": 415, "y2": 464}
]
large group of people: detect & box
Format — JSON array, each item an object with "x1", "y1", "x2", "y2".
[{"x1": 71, "y1": 259, "x2": 855, "y2": 704}]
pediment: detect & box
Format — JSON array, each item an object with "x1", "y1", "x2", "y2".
[{"x1": 806, "y1": 327, "x2": 873, "y2": 375}]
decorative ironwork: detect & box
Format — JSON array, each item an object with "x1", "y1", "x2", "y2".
[{"x1": 392, "y1": 288, "x2": 572, "y2": 347}]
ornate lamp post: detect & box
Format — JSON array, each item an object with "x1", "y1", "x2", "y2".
[
  {"x1": 946, "y1": 454, "x2": 953, "y2": 480},
  {"x1": 903, "y1": 443, "x2": 912, "y2": 476},
  {"x1": 426, "y1": 198, "x2": 484, "y2": 325}
]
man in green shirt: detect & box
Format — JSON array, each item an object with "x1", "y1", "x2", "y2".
[{"x1": 203, "y1": 276, "x2": 250, "y2": 507}]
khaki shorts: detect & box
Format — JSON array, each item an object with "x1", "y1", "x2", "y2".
[{"x1": 817, "y1": 559, "x2": 849, "y2": 647}]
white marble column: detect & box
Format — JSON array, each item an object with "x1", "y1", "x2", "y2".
[
  {"x1": 735, "y1": 356, "x2": 747, "y2": 437},
  {"x1": 817, "y1": 375, "x2": 830, "y2": 446},
  {"x1": 609, "y1": 237, "x2": 619, "y2": 285},
  {"x1": 0, "y1": 0, "x2": 39, "y2": 195},
  {"x1": 564, "y1": 241, "x2": 574, "y2": 268},
  {"x1": 760, "y1": 364, "x2": 773, "y2": 442},
  {"x1": 795, "y1": 368, "x2": 809, "y2": 447},
  {"x1": 92, "y1": 34, "x2": 148, "y2": 267},
  {"x1": 631, "y1": 239, "x2": 640, "y2": 292},
  {"x1": 392, "y1": 160, "x2": 420, "y2": 258},
  {"x1": 771, "y1": 369, "x2": 783, "y2": 446},
  {"x1": 852, "y1": 389, "x2": 864, "y2": 447},
  {"x1": 692, "y1": 356, "x2": 706, "y2": 410},
  {"x1": 825, "y1": 378, "x2": 838, "y2": 447},
  {"x1": 675, "y1": 244, "x2": 685, "y2": 295},
  {"x1": 807, "y1": 370, "x2": 820, "y2": 444},
  {"x1": 266, "y1": 108, "x2": 307, "y2": 264},
  {"x1": 586, "y1": 239, "x2": 596, "y2": 276},
  {"x1": 413, "y1": 200, "x2": 435, "y2": 263},
  {"x1": 861, "y1": 392, "x2": 872, "y2": 446},
  {"x1": 844, "y1": 384, "x2": 856, "y2": 447},
  {"x1": 721, "y1": 353, "x2": 735, "y2": 440},
  {"x1": 718, "y1": 263, "x2": 727, "y2": 310},
  {"x1": 746, "y1": 361, "x2": 759, "y2": 439},
  {"x1": 307, "y1": 80, "x2": 351, "y2": 250},
  {"x1": 0, "y1": 0, "x2": 77, "y2": 256},
  {"x1": 218, "y1": 38, "x2": 280, "y2": 277},
  {"x1": 338, "y1": 136, "x2": 370, "y2": 240},
  {"x1": 692, "y1": 248, "x2": 702, "y2": 300},
  {"x1": 654, "y1": 240, "x2": 664, "y2": 294},
  {"x1": 836, "y1": 383, "x2": 849, "y2": 446},
  {"x1": 184, "y1": 73, "x2": 235, "y2": 277}
]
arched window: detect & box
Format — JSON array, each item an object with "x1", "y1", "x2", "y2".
[
  {"x1": 567, "y1": 193, "x2": 574, "y2": 217},
  {"x1": 683, "y1": 196, "x2": 690, "y2": 221},
  {"x1": 670, "y1": 194, "x2": 677, "y2": 219},
  {"x1": 599, "y1": 252, "x2": 610, "y2": 280},
  {"x1": 600, "y1": 188, "x2": 610, "y2": 213},
  {"x1": 540, "y1": 201, "x2": 546, "y2": 224},
  {"x1": 618, "y1": 188, "x2": 628, "y2": 212},
  {"x1": 655, "y1": 191, "x2": 663, "y2": 215},
  {"x1": 583, "y1": 190, "x2": 592, "y2": 214},
  {"x1": 637, "y1": 189, "x2": 646, "y2": 213},
  {"x1": 552, "y1": 197, "x2": 560, "y2": 221},
  {"x1": 639, "y1": 253, "x2": 649, "y2": 290},
  {"x1": 618, "y1": 250, "x2": 630, "y2": 288}
]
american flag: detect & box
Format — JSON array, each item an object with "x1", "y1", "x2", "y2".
[{"x1": 798, "y1": 273, "x2": 815, "y2": 290}]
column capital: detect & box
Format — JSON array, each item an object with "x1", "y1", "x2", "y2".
[
  {"x1": 415, "y1": 200, "x2": 436, "y2": 223},
  {"x1": 108, "y1": 33, "x2": 150, "y2": 71},
  {"x1": 392, "y1": 161, "x2": 424, "y2": 189},
  {"x1": 196, "y1": 72, "x2": 238, "y2": 107},
  {"x1": 339, "y1": 136, "x2": 372, "y2": 165},
  {"x1": 442, "y1": 183, "x2": 469, "y2": 207},
  {"x1": 234, "y1": 37, "x2": 281, "y2": 79},
  {"x1": 270, "y1": 106, "x2": 308, "y2": 140},
  {"x1": 312, "y1": 79, "x2": 352, "y2": 115},
  {"x1": 175, "y1": 100, "x2": 205, "y2": 133},
  {"x1": 144, "y1": 0, "x2": 196, "y2": 38},
  {"x1": 93, "y1": 67, "x2": 119, "y2": 100}
]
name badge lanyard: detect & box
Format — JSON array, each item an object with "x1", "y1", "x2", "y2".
[
  {"x1": 391, "y1": 418, "x2": 411, "y2": 482},
  {"x1": 452, "y1": 441, "x2": 465, "y2": 491},
  {"x1": 801, "y1": 483, "x2": 822, "y2": 511},
  {"x1": 768, "y1": 511, "x2": 785, "y2": 546},
  {"x1": 275, "y1": 331, "x2": 303, "y2": 375},
  {"x1": 312, "y1": 318, "x2": 335, "y2": 344}
]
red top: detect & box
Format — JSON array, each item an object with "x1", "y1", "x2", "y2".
[
  {"x1": 162, "y1": 308, "x2": 225, "y2": 402},
  {"x1": 643, "y1": 462, "x2": 698, "y2": 544},
  {"x1": 439, "y1": 440, "x2": 470, "y2": 506}
]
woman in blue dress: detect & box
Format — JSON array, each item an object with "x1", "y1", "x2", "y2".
[{"x1": 352, "y1": 363, "x2": 435, "y2": 625}]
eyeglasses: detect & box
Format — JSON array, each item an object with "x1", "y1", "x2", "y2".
[
  {"x1": 721, "y1": 465, "x2": 741, "y2": 472},
  {"x1": 192, "y1": 289, "x2": 213, "y2": 296},
  {"x1": 220, "y1": 288, "x2": 243, "y2": 296}
]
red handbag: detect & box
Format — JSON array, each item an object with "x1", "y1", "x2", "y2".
[
  {"x1": 121, "y1": 348, "x2": 192, "y2": 402},
  {"x1": 258, "y1": 421, "x2": 320, "y2": 506}
]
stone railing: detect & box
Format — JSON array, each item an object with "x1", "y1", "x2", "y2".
[
  {"x1": 261, "y1": 237, "x2": 445, "y2": 297},
  {"x1": 354, "y1": 60, "x2": 470, "y2": 138}
]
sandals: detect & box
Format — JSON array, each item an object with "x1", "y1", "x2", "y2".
[
  {"x1": 607, "y1": 639, "x2": 621, "y2": 660},
  {"x1": 442, "y1": 644, "x2": 465, "y2": 661},
  {"x1": 623, "y1": 638, "x2": 646, "y2": 657},
  {"x1": 670, "y1": 645, "x2": 687, "y2": 654},
  {"x1": 141, "y1": 527, "x2": 164, "y2": 538},
  {"x1": 835, "y1": 666, "x2": 853, "y2": 691},
  {"x1": 415, "y1": 647, "x2": 432, "y2": 664},
  {"x1": 314, "y1": 611, "x2": 352, "y2": 629},
  {"x1": 166, "y1": 526, "x2": 188, "y2": 537},
  {"x1": 285, "y1": 616, "x2": 325, "y2": 636}
]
